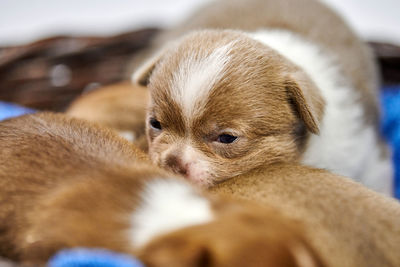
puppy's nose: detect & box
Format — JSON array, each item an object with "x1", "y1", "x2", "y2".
[{"x1": 165, "y1": 155, "x2": 188, "y2": 176}]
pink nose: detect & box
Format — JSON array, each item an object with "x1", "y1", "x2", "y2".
[{"x1": 165, "y1": 155, "x2": 188, "y2": 177}]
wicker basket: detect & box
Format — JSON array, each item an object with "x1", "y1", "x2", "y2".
[
  {"x1": 0, "y1": 29, "x2": 399, "y2": 111},
  {"x1": 0, "y1": 28, "x2": 158, "y2": 111}
]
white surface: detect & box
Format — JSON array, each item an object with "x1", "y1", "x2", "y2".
[
  {"x1": 130, "y1": 179, "x2": 213, "y2": 248},
  {"x1": 320, "y1": 0, "x2": 400, "y2": 44},
  {"x1": 0, "y1": 0, "x2": 210, "y2": 46},
  {"x1": 0, "y1": 0, "x2": 399, "y2": 46}
]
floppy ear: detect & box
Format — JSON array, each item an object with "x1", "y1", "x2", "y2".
[
  {"x1": 132, "y1": 40, "x2": 179, "y2": 86},
  {"x1": 132, "y1": 51, "x2": 163, "y2": 86},
  {"x1": 285, "y1": 71, "x2": 325, "y2": 134}
]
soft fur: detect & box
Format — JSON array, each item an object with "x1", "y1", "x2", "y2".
[
  {"x1": 210, "y1": 164, "x2": 400, "y2": 267},
  {"x1": 133, "y1": 0, "x2": 392, "y2": 194},
  {"x1": 0, "y1": 113, "x2": 325, "y2": 267},
  {"x1": 142, "y1": 165, "x2": 400, "y2": 267},
  {"x1": 139, "y1": 199, "x2": 326, "y2": 267}
]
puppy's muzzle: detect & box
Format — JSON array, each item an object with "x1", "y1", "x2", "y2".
[{"x1": 165, "y1": 154, "x2": 188, "y2": 177}]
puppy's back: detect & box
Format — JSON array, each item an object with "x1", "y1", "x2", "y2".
[
  {"x1": 0, "y1": 113, "x2": 147, "y2": 259},
  {"x1": 210, "y1": 164, "x2": 400, "y2": 267},
  {"x1": 0, "y1": 112, "x2": 146, "y2": 171}
]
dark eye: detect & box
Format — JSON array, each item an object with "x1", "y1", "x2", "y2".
[
  {"x1": 217, "y1": 134, "x2": 237, "y2": 144},
  {"x1": 149, "y1": 118, "x2": 162, "y2": 130}
]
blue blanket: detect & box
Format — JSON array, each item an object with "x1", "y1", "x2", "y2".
[
  {"x1": 380, "y1": 86, "x2": 400, "y2": 198},
  {"x1": 0, "y1": 101, "x2": 34, "y2": 121},
  {"x1": 48, "y1": 248, "x2": 144, "y2": 267}
]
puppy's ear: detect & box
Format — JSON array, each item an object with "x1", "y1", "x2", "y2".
[
  {"x1": 132, "y1": 43, "x2": 174, "y2": 87},
  {"x1": 132, "y1": 52, "x2": 162, "y2": 86},
  {"x1": 285, "y1": 71, "x2": 324, "y2": 134}
]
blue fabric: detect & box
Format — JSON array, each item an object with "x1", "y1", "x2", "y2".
[
  {"x1": 0, "y1": 101, "x2": 35, "y2": 121},
  {"x1": 48, "y1": 248, "x2": 144, "y2": 267},
  {"x1": 381, "y1": 86, "x2": 400, "y2": 199}
]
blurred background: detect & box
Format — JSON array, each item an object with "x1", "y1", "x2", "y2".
[
  {"x1": 0, "y1": 0, "x2": 399, "y2": 111},
  {"x1": 1, "y1": 0, "x2": 400, "y2": 46}
]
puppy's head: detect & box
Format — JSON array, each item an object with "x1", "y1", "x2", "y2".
[{"x1": 134, "y1": 30, "x2": 324, "y2": 186}]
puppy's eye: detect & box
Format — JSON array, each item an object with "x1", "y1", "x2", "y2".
[
  {"x1": 217, "y1": 134, "x2": 237, "y2": 144},
  {"x1": 149, "y1": 118, "x2": 162, "y2": 130}
]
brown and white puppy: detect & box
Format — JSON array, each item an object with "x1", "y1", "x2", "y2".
[
  {"x1": 66, "y1": 82, "x2": 149, "y2": 151},
  {"x1": 0, "y1": 113, "x2": 323, "y2": 267},
  {"x1": 133, "y1": 0, "x2": 392, "y2": 194}
]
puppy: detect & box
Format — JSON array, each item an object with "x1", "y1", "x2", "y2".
[
  {"x1": 0, "y1": 113, "x2": 324, "y2": 267},
  {"x1": 66, "y1": 82, "x2": 149, "y2": 151},
  {"x1": 133, "y1": 0, "x2": 392, "y2": 194}
]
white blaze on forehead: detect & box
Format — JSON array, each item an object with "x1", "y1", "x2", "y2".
[
  {"x1": 129, "y1": 178, "x2": 214, "y2": 248},
  {"x1": 171, "y1": 42, "x2": 234, "y2": 118}
]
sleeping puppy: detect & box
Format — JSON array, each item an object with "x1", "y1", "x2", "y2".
[
  {"x1": 66, "y1": 82, "x2": 149, "y2": 151},
  {"x1": 133, "y1": 0, "x2": 392, "y2": 194},
  {"x1": 0, "y1": 113, "x2": 324, "y2": 267}
]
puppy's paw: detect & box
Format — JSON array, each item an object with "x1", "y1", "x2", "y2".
[{"x1": 138, "y1": 211, "x2": 325, "y2": 267}]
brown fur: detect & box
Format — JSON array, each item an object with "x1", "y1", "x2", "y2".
[
  {"x1": 210, "y1": 164, "x2": 400, "y2": 267},
  {"x1": 0, "y1": 113, "x2": 325, "y2": 267},
  {"x1": 138, "y1": 199, "x2": 326, "y2": 267},
  {"x1": 66, "y1": 82, "x2": 149, "y2": 151}
]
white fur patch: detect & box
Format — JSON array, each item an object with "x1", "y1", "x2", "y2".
[
  {"x1": 171, "y1": 43, "x2": 233, "y2": 118},
  {"x1": 118, "y1": 131, "x2": 135, "y2": 142},
  {"x1": 129, "y1": 179, "x2": 213, "y2": 248},
  {"x1": 250, "y1": 30, "x2": 393, "y2": 195}
]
